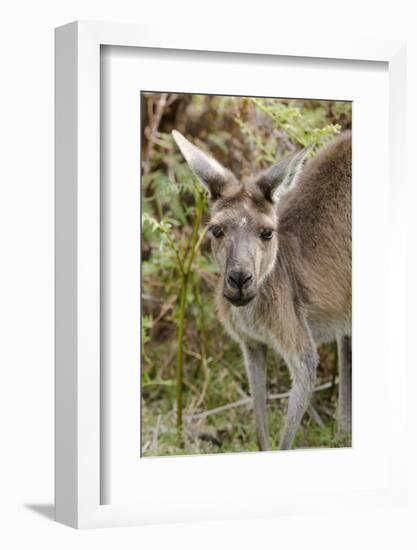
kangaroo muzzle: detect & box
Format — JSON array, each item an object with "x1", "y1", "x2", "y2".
[{"x1": 224, "y1": 267, "x2": 256, "y2": 307}]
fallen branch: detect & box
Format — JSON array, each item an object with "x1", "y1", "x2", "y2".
[{"x1": 186, "y1": 379, "x2": 338, "y2": 421}]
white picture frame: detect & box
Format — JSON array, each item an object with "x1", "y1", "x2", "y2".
[{"x1": 55, "y1": 20, "x2": 407, "y2": 529}]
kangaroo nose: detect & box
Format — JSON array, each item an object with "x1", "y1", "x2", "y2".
[{"x1": 227, "y1": 270, "x2": 253, "y2": 290}]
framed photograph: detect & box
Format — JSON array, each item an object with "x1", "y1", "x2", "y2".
[{"x1": 55, "y1": 21, "x2": 407, "y2": 528}]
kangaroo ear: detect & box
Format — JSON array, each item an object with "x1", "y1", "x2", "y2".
[
  {"x1": 172, "y1": 130, "x2": 239, "y2": 200},
  {"x1": 257, "y1": 147, "x2": 311, "y2": 203}
]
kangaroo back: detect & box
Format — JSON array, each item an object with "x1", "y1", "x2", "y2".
[{"x1": 278, "y1": 131, "x2": 352, "y2": 332}]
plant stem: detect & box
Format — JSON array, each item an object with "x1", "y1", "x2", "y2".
[
  {"x1": 176, "y1": 189, "x2": 206, "y2": 444},
  {"x1": 176, "y1": 271, "x2": 188, "y2": 442}
]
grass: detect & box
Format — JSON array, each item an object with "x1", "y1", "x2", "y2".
[{"x1": 141, "y1": 342, "x2": 352, "y2": 457}]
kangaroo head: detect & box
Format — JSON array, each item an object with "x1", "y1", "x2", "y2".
[{"x1": 172, "y1": 130, "x2": 309, "y2": 307}]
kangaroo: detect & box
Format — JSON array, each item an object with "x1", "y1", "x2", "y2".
[{"x1": 172, "y1": 129, "x2": 352, "y2": 451}]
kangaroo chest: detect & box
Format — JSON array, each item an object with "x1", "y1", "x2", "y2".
[{"x1": 225, "y1": 299, "x2": 281, "y2": 351}]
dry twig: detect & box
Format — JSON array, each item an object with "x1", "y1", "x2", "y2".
[
  {"x1": 143, "y1": 93, "x2": 168, "y2": 175},
  {"x1": 307, "y1": 404, "x2": 325, "y2": 428},
  {"x1": 186, "y1": 379, "x2": 338, "y2": 421}
]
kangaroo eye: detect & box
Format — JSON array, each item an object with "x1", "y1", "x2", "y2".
[
  {"x1": 260, "y1": 228, "x2": 273, "y2": 240},
  {"x1": 211, "y1": 225, "x2": 224, "y2": 238}
]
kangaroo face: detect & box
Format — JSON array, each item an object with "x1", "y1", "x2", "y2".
[
  {"x1": 172, "y1": 130, "x2": 309, "y2": 307},
  {"x1": 209, "y1": 188, "x2": 278, "y2": 306}
]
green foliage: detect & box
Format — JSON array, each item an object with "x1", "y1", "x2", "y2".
[
  {"x1": 141, "y1": 92, "x2": 352, "y2": 456},
  {"x1": 251, "y1": 98, "x2": 341, "y2": 149}
]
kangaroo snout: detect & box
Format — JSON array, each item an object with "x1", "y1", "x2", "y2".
[
  {"x1": 224, "y1": 268, "x2": 256, "y2": 307},
  {"x1": 227, "y1": 270, "x2": 253, "y2": 290}
]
